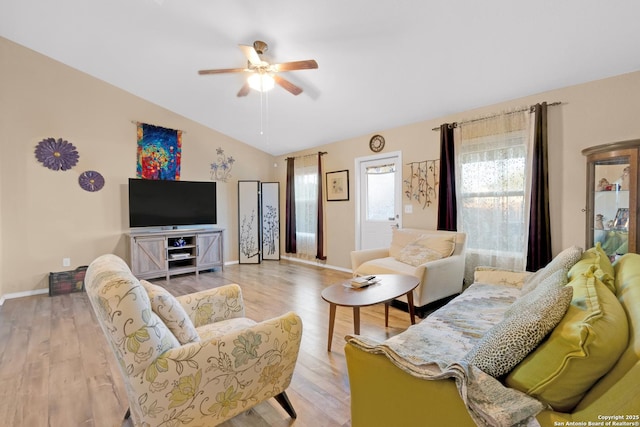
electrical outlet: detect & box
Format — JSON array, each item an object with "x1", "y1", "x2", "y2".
[
  {"x1": 404, "y1": 204, "x2": 413, "y2": 214},
  {"x1": 63, "y1": 258, "x2": 71, "y2": 267}
]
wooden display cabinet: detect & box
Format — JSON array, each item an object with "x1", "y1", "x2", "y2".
[{"x1": 583, "y1": 139, "x2": 639, "y2": 260}]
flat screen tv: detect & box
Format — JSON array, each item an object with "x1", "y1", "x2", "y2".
[{"x1": 128, "y1": 179, "x2": 217, "y2": 228}]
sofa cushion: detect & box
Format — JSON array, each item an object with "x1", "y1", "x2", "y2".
[
  {"x1": 395, "y1": 235, "x2": 455, "y2": 267},
  {"x1": 355, "y1": 257, "x2": 419, "y2": 278},
  {"x1": 521, "y1": 246, "x2": 582, "y2": 295},
  {"x1": 505, "y1": 269, "x2": 629, "y2": 412},
  {"x1": 196, "y1": 317, "x2": 257, "y2": 341},
  {"x1": 141, "y1": 280, "x2": 200, "y2": 345},
  {"x1": 567, "y1": 243, "x2": 616, "y2": 294},
  {"x1": 465, "y1": 285, "x2": 573, "y2": 378}
]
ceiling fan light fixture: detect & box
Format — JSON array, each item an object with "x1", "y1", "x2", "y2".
[{"x1": 248, "y1": 73, "x2": 275, "y2": 92}]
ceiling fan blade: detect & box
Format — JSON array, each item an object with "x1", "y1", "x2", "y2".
[
  {"x1": 198, "y1": 68, "x2": 247, "y2": 75},
  {"x1": 237, "y1": 82, "x2": 250, "y2": 97},
  {"x1": 239, "y1": 44, "x2": 262, "y2": 66},
  {"x1": 274, "y1": 75, "x2": 303, "y2": 96},
  {"x1": 273, "y1": 59, "x2": 318, "y2": 72}
]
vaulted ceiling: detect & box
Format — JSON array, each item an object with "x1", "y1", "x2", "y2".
[{"x1": 2, "y1": 0, "x2": 640, "y2": 155}]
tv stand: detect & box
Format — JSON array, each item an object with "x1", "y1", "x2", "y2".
[{"x1": 128, "y1": 228, "x2": 223, "y2": 280}]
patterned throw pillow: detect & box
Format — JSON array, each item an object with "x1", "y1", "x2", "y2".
[
  {"x1": 389, "y1": 229, "x2": 427, "y2": 259},
  {"x1": 521, "y1": 246, "x2": 582, "y2": 295},
  {"x1": 503, "y1": 269, "x2": 567, "y2": 318},
  {"x1": 141, "y1": 280, "x2": 200, "y2": 344},
  {"x1": 396, "y1": 235, "x2": 455, "y2": 267},
  {"x1": 465, "y1": 286, "x2": 573, "y2": 378}
]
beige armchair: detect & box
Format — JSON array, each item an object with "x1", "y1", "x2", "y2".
[{"x1": 85, "y1": 254, "x2": 302, "y2": 426}]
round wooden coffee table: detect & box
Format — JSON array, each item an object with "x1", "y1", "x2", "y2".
[{"x1": 321, "y1": 274, "x2": 419, "y2": 351}]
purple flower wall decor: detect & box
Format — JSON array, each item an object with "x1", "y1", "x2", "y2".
[
  {"x1": 34, "y1": 137, "x2": 79, "y2": 171},
  {"x1": 210, "y1": 147, "x2": 235, "y2": 182},
  {"x1": 78, "y1": 170, "x2": 105, "y2": 192}
]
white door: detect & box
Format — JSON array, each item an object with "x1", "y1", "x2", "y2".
[{"x1": 355, "y1": 152, "x2": 402, "y2": 250}]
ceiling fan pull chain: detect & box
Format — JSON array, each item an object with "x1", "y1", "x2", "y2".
[
  {"x1": 259, "y1": 88, "x2": 264, "y2": 135},
  {"x1": 265, "y1": 90, "x2": 270, "y2": 144}
]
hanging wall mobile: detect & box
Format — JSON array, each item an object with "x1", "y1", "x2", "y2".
[{"x1": 404, "y1": 160, "x2": 439, "y2": 209}]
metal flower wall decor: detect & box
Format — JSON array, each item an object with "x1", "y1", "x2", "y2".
[
  {"x1": 78, "y1": 170, "x2": 105, "y2": 192},
  {"x1": 210, "y1": 147, "x2": 235, "y2": 182},
  {"x1": 34, "y1": 137, "x2": 79, "y2": 171}
]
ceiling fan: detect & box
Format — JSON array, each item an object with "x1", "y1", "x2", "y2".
[{"x1": 198, "y1": 40, "x2": 318, "y2": 97}]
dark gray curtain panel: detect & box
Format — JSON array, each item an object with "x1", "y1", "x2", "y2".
[
  {"x1": 527, "y1": 102, "x2": 552, "y2": 271},
  {"x1": 437, "y1": 123, "x2": 457, "y2": 231},
  {"x1": 285, "y1": 157, "x2": 297, "y2": 254}
]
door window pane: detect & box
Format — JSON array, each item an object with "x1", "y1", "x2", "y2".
[{"x1": 366, "y1": 165, "x2": 395, "y2": 220}]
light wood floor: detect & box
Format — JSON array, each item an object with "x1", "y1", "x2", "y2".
[{"x1": 0, "y1": 260, "x2": 422, "y2": 427}]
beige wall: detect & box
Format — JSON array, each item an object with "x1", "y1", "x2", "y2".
[
  {"x1": 278, "y1": 70, "x2": 640, "y2": 271},
  {"x1": 3, "y1": 35, "x2": 640, "y2": 300},
  {"x1": 0, "y1": 37, "x2": 276, "y2": 299}
]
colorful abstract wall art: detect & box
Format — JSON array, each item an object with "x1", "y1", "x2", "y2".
[{"x1": 136, "y1": 123, "x2": 182, "y2": 180}]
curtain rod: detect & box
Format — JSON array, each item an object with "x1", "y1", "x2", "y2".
[
  {"x1": 431, "y1": 101, "x2": 562, "y2": 131},
  {"x1": 131, "y1": 120, "x2": 187, "y2": 134},
  {"x1": 285, "y1": 151, "x2": 327, "y2": 161}
]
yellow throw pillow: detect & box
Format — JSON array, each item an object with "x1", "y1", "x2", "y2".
[
  {"x1": 567, "y1": 243, "x2": 616, "y2": 294},
  {"x1": 505, "y1": 271, "x2": 628, "y2": 411}
]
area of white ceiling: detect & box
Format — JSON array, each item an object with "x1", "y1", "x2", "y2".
[{"x1": 2, "y1": 0, "x2": 640, "y2": 155}]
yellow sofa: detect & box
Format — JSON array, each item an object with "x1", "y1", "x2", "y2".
[{"x1": 345, "y1": 249, "x2": 640, "y2": 426}]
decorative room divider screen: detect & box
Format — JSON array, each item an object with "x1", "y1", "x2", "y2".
[{"x1": 238, "y1": 181, "x2": 281, "y2": 264}]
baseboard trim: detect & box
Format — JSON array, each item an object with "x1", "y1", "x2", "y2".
[
  {"x1": 0, "y1": 288, "x2": 49, "y2": 306},
  {"x1": 0, "y1": 258, "x2": 350, "y2": 306},
  {"x1": 280, "y1": 255, "x2": 352, "y2": 274}
]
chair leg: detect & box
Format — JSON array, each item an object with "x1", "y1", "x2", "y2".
[
  {"x1": 274, "y1": 391, "x2": 297, "y2": 419},
  {"x1": 124, "y1": 408, "x2": 131, "y2": 420}
]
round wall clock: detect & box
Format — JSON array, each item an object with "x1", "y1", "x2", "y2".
[{"x1": 369, "y1": 134, "x2": 385, "y2": 152}]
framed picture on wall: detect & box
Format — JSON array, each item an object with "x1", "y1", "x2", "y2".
[{"x1": 326, "y1": 170, "x2": 349, "y2": 201}]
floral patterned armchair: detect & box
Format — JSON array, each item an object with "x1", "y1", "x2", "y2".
[{"x1": 85, "y1": 254, "x2": 303, "y2": 426}]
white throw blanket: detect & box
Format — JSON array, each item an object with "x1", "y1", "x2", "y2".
[{"x1": 346, "y1": 283, "x2": 546, "y2": 427}]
